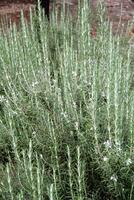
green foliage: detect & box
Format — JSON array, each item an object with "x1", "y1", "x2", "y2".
[{"x1": 0, "y1": 0, "x2": 134, "y2": 199}]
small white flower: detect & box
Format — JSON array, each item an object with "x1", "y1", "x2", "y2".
[
  {"x1": 75, "y1": 121, "x2": 79, "y2": 131},
  {"x1": 104, "y1": 140, "x2": 112, "y2": 149},
  {"x1": 0, "y1": 95, "x2": 5, "y2": 103},
  {"x1": 6, "y1": 74, "x2": 10, "y2": 80},
  {"x1": 101, "y1": 91, "x2": 106, "y2": 98},
  {"x1": 12, "y1": 110, "x2": 18, "y2": 115},
  {"x1": 61, "y1": 112, "x2": 67, "y2": 118},
  {"x1": 52, "y1": 79, "x2": 56, "y2": 84},
  {"x1": 32, "y1": 131, "x2": 36, "y2": 138},
  {"x1": 126, "y1": 158, "x2": 132, "y2": 166},
  {"x1": 72, "y1": 71, "x2": 77, "y2": 77},
  {"x1": 17, "y1": 71, "x2": 22, "y2": 76},
  {"x1": 115, "y1": 141, "x2": 121, "y2": 152},
  {"x1": 83, "y1": 79, "x2": 88, "y2": 84},
  {"x1": 31, "y1": 81, "x2": 38, "y2": 88},
  {"x1": 110, "y1": 175, "x2": 118, "y2": 182},
  {"x1": 72, "y1": 101, "x2": 77, "y2": 109},
  {"x1": 115, "y1": 141, "x2": 120, "y2": 146},
  {"x1": 90, "y1": 127, "x2": 93, "y2": 131},
  {"x1": 70, "y1": 131, "x2": 73, "y2": 136},
  {"x1": 103, "y1": 156, "x2": 108, "y2": 162},
  {"x1": 0, "y1": 182, "x2": 4, "y2": 186}
]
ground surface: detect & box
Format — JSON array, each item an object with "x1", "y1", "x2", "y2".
[{"x1": 0, "y1": 1, "x2": 134, "y2": 35}]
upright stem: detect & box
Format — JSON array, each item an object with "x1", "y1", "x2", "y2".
[{"x1": 36, "y1": 0, "x2": 50, "y2": 21}]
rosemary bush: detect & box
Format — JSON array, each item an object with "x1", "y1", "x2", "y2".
[{"x1": 0, "y1": 0, "x2": 133, "y2": 199}]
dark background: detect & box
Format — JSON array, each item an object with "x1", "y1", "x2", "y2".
[{"x1": 0, "y1": 0, "x2": 134, "y2": 35}]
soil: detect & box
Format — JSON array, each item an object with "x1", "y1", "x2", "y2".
[
  {"x1": 100, "y1": 0, "x2": 134, "y2": 35},
  {"x1": 0, "y1": 0, "x2": 134, "y2": 36}
]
